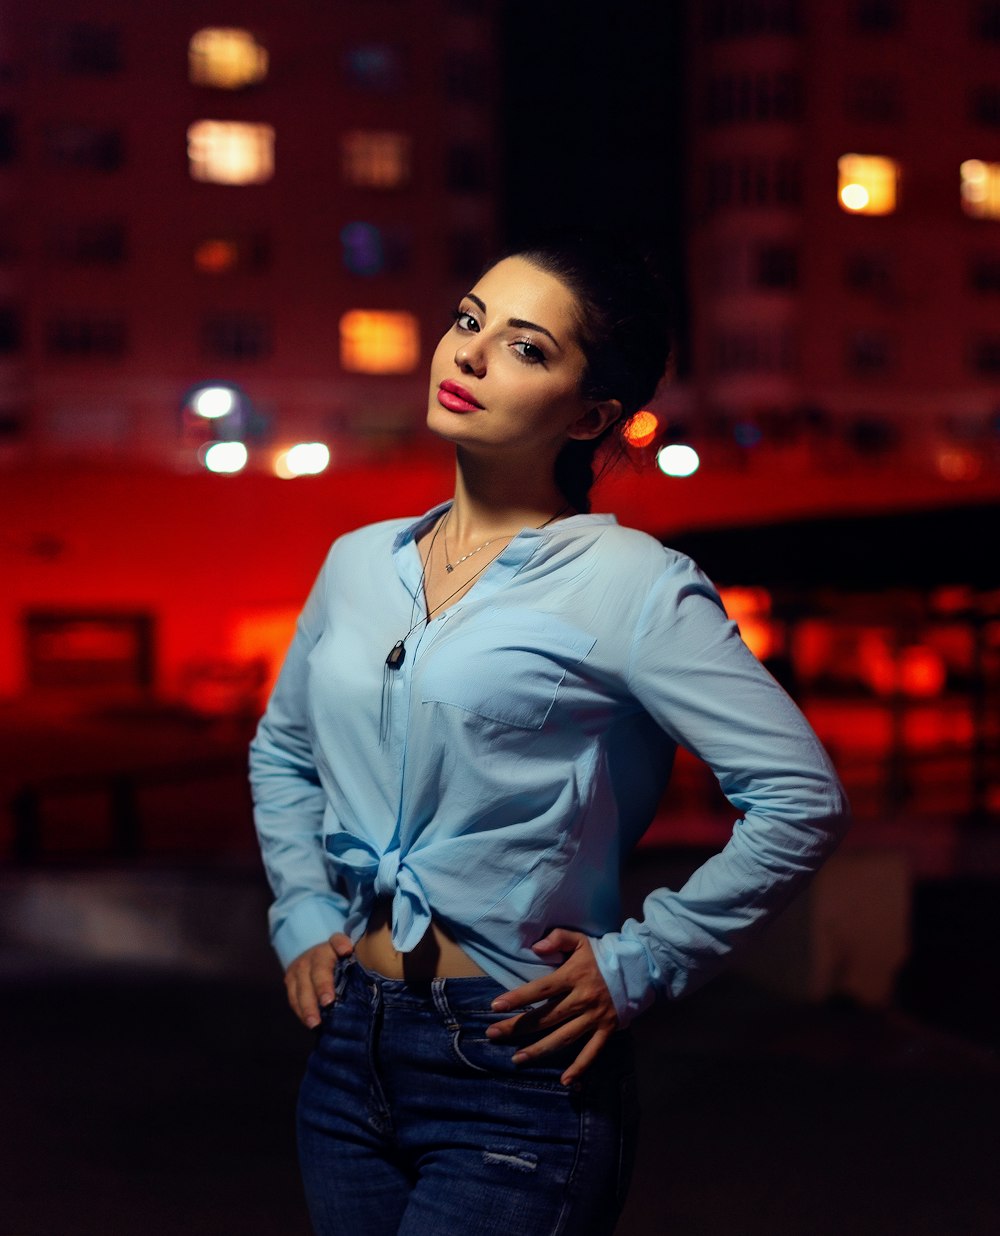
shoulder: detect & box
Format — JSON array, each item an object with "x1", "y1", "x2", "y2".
[
  {"x1": 591, "y1": 522, "x2": 710, "y2": 590},
  {"x1": 322, "y1": 514, "x2": 415, "y2": 567}
]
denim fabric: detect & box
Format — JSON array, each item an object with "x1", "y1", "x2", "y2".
[{"x1": 297, "y1": 957, "x2": 639, "y2": 1236}]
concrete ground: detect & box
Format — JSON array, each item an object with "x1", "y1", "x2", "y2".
[{"x1": 2, "y1": 951, "x2": 998, "y2": 1236}]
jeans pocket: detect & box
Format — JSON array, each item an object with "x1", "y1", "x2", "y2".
[{"x1": 451, "y1": 1013, "x2": 579, "y2": 1091}]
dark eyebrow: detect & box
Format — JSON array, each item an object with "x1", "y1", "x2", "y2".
[{"x1": 462, "y1": 292, "x2": 562, "y2": 351}]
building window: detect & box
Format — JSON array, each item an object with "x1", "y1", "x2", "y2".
[
  {"x1": 340, "y1": 223, "x2": 410, "y2": 276},
  {"x1": 709, "y1": 328, "x2": 797, "y2": 374},
  {"x1": 969, "y1": 254, "x2": 1000, "y2": 291},
  {"x1": 846, "y1": 330, "x2": 894, "y2": 375},
  {"x1": 972, "y1": 2, "x2": 1000, "y2": 40},
  {"x1": 339, "y1": 310, "x2": 419, "y2": 374},
  {"x1": 46, "y1": 124, "x2": 124, "y2": 171},
  {"x1": 201, "y1": 314, "x2": 271, "y2": 360},
  {"x1": 46, "y1": 314, "x2": 126, "y2": 358},
  {"x1": 845, "y1": 76, "x2": 901, "y2": 123},
  {"x1": 447, "y1": 146, "x2": 489, "y2": 192},
  {"x1": 705, "y1": 72, "x2": 803, "y2": 124},
  {"x1": 970, "y1": 335, "x2": 1000, "y2": 372},
  {"x1": 845, "y1": 250, "x2": 895, "y2": 294},
  {"x1": 343, "y1": 43, "x2": 404, "y2": 92},
  {"x1": 445, "y1": 58, "x2": 490, "y2": 104},
  {"x1": 58, "y1": 23, "x2": 122, "y2": 74},
  {"x1": 341, "y1": 131, "x2": 411, "y2": 188},
  {"x1": 189, "y1": 29, "x2": 268, "y2": 89},
  {"x1": 971, "y1": 87, "x2": 1000, "y2": 126},
  {"x1": 961, "y1": 159, "x2": 1000, "y2": 219},
  {"x1": 49, "y1": 220, "x2": 127, "y2": 266},
  {"x1": 704, "y1": 157, "x2": 802, "y2": 213},
  {"x1": 187, "y1": 121, "x2": 274, "y2": 185},
  {"x1": 194, "y1": 234, "x2": 269, "y2": 274},
  {"x1": 704, "y1": 1, "x2": 802, "y2": 39},
  {"x1": 755, "y1": 243, "x2": 798, "y2": 288},
  {"x1": 851, "y1": 0, "x2": 902, "y2": 32},
  {"x1": 0, "y1": 306, "x2": 22, "y2": 353},
  {"x1": 838, "y1": 154, "x2": 899, "y2": 214}
]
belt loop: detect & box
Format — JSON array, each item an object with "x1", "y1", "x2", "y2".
[{"x1": 431, "y1": 976, "x2": 459, "y2": 1031}]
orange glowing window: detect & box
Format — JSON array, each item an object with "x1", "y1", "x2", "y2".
[
  {"x1": 838, "y1": 154, "x2": 899, "y2": 215},
  {"x1": 188, "y1": 121, "x2": 274, "y2": 185},
  {"x1": 960, "y1": 159, "x2": 1000, "y2": 220},
  {"x1": 194, "y1": 238, "x2": 240, "y2": 273},
  {"x1": 339, "y1": 310, "x2": 420, "y2": 374},
  {"x1": 623, "y1": 410, "x2": 659, "y2": 447},
  {"x1": 189, "y1": 29, "x2": 268, "y2": 89},
  {"x1": 341, "y1": 131, "x2": 411, "y2": 188}
]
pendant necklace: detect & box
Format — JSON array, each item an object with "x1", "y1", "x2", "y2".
[
  {"x1": 383, "y1": 501, "x2": 568, "y2": 672},
  {"x1": 379, "y1": 502, "x2": 572, "y2": 741}
]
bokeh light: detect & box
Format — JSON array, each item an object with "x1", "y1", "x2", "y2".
[
  {"x1": 191, "y1": 385, "x2": 236, "y2": 419},
  {"x1": 202, "y1": 440, "x2": 248, "y2": 473},
  {"x1": 623, "y1": 410, "x2": 659, "y2": 447},
  {"x1": 656, "y1": 443, "x2": 700, "y2": 477},
  {"x1": 275, "y1": 442, "x2": 331, "y2": 478}
]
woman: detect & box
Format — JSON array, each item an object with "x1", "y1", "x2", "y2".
[{"x1": 249, "y1": 234, "x2": 849, "y2": 1235}]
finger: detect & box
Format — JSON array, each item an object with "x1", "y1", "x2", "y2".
[
  {"x1": 329, "y1": 932, "x2": 354, "y2": 958},
  {"x1": 491, "y1": 974, "x2": 567, "y2": 1013},
  {"x1": 560, "y1": 1029, "x2": 613, "y2": 1087},
  {"x1": 510, "y1": 1013, "x2": 594, "y2": 1064},
  {"x1": 286, "y1": 962, "x2": 320, "y2": 1028},
  {"x1": 311, "y1": 951, "x2": 337, "y2": 1010},
  {"x1": 531, "y1": 928, "x2": 585, "y2": 955}
]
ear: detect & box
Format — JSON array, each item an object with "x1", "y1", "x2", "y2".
[{"x1": 566, "y1": 399, "x2": 622, "y2": 442}]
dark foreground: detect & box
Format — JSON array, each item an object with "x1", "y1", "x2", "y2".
[{"x1": 2, "y1": 958, "x2": 998, "y2": 1236}]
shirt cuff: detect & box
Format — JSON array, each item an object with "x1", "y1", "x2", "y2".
[
  {"x1": 270, "y1": 896, "x2": 348, "y2": 970},
  {"x1": 591, "y1": 931, "x2": 661, "y2": 1027}
]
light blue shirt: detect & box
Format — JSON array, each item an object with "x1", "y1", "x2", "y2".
[{"x1": 249, "y1": 500, "x2": 849, "y2": 1025}]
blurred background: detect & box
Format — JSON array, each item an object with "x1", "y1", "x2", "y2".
[{"x1": 1, "y1": 1, "x2": 999, "y2": 1233}]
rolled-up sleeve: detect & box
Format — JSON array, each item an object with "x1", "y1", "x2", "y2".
[
  {"x1": 592, "y1": 553, "x2": 850, "y2": 1025},
  {"x1": 248, "y1": 551, "x2": 349, "y2": 968}
]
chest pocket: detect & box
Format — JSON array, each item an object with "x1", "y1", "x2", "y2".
[{"x1": 419, "y1": 609, "x2": 597, "y2": 730}]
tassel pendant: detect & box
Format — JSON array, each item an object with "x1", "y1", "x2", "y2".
[{"x1": 385, "y1": 640, "x2": 406, "y2": 669}]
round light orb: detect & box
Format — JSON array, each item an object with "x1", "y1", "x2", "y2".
[
  {"x1": 192, "y1": 385, "x2": 236, "y2": 419},
  {"x1": 656, "y1": 443, "x2": 700, "y2": 477},
  {"x1": 623, "y1": 410, "x2": 659, "y2": 448},
  {"x1": 276, "y1": 442, "x2": 331, "y2": 478},
  {"x1": 840, "y1": 183, "x2": 870, "y2": 211},
  {"x1": 203, "y1": 440, "x2": 248, "y2": 473}
]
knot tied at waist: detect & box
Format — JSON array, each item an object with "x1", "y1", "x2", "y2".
[{"x1": 325, "y1": 830, "x2": 431, "y2": 953}]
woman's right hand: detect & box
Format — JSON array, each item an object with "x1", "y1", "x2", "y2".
[{"x1": 284, "y1": 933, "x2": 354, "y2": 1028}]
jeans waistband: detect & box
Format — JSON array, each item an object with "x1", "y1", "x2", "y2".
[{"x1": 343, "y1": 953, "x2": 508, "y2": 1012}]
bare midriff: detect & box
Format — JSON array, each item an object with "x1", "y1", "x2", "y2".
[{"x1": 354, "y1": 897, "x2": 489, "y2": 979}]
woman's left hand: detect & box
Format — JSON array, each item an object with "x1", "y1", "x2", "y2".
[{"x1": 485, "y1": 928, "x2": 619, "y2": 1086}]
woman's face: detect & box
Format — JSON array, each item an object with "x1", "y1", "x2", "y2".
[{"x1": 426, "y1": 256, "x2": 599, "y2": 459}]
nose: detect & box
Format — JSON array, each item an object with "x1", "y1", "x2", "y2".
[{"x1": 455, "y1": 338, "x2": 486, "y2": 377}]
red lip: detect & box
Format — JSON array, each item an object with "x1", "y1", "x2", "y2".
[{"x1": 437, "y1": 380, "x2": 484, "y2": 413}]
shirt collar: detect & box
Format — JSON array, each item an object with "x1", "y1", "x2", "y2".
[{"x1": 391, "y1": 500, "x2": 617, "y2": 553}]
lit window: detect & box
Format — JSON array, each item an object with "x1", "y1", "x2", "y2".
[
  {"x1": 837, "y1": 154, "x2": 898, "y2": 214},
  {"x1": 339, "y1": 310, "x2": 419, "y2": 374},
  {"x1": 194, "y1": 234, "x2": 268, "y2": 274},
  {"x1": 341, "y1": 131, "x2": 411, "y2": 188},
  {"x1": 189, "y1": 29, "x2": 268, "y2": 89},
  {"x1": 187, "y1": 121, "x2": 274, "y2": 185},
  {"x1": 960, "y1": 159, "x2": 1000, "y2": 219}
]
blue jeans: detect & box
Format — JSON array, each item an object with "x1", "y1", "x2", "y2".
[{"x1": 296, "y1": 956, "x2": 639, "y2": 1235}]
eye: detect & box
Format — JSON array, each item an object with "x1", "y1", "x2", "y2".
[
  {"x1": 451, "y1": 308, "x2": 480, "y2": 332},
  {"x1": 512, "y1": 339, "x2": 546, "y2": 364}
]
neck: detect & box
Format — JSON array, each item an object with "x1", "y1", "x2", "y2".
[{"x1": 447, "y1": 448, "x2": 574, "y2": 543}]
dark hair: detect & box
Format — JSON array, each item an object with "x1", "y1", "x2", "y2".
[{"x1": 502, "y1": 231, "x2": 673, "y2": 513}]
